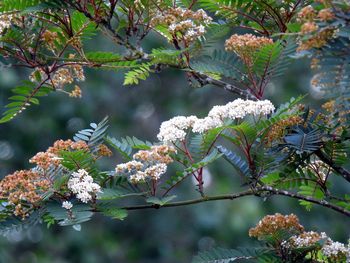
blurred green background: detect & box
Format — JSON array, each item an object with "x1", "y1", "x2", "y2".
[{"x1": 0, "y1": 31, "x2": 349, "y2": 263}]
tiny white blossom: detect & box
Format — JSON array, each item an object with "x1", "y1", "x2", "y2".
[
  {"x1": 67, "y1": 169, "x2": 102, "y2": 203},
  {"x1": 157, "y1": 115, "x2": 198, "y2": 143},
  {"x1": 192, "y1": 117, "x2": 223, "y2": 133},
  {"x1": 0, "y1": 13, "x2": 13, "y2": 34},
  {"x1": 322, "y1": 239, "x2": 350, "y2": 258},
  {"x1": 62, "y1": 201, "x2": 73, "y2": 210}
]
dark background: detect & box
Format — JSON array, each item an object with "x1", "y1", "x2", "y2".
[{"x1": 0, "y1": 31, "x2": 348, "y2": 263}]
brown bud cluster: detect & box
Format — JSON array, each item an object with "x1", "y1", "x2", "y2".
[
  {"x1": 225, "y1": 34, "x2": 273, "y2": 65},
  {"x1": 297, "y1": 28, "x2": 335, "y2": 51},
  {"x1": 297, "y1": 5, "x2": 336, "y2": 51},
  {"x1": 0, "y1": 170, "x2": 51, "y2": 218},
  {"x1": 266, "y1": 116, "x2": 303, "y2": 144},
  {"x1": 41, "y1": 30, "x2": 59, "y2": 50},
  {"x1": 133, "y1": 145, "x2": 177, "y2": 164},
  {"x1": 150, "y1": 7, "x2": 211, "y2": 43},
  {"x1": 98, "y1": 144, "x2": 113, "y2": 157},
  {"x1": 30, "y1": 139, "x2": 89, "y2": 169},
  {"x1": 29, "y1": 55, "x2": 85, "y2": 90},
  {"x1": 249, "y1": 213, "x2": 304, "y2": 239},
  {"x1": 69, "y1": 85, "x2": 82, "y2": 98}
]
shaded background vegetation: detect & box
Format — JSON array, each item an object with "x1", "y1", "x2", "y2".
[{"x1": 0, "y1": 31, "x2": 348, "y2": 263}]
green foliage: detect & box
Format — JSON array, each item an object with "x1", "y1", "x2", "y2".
[
  {"x1": 106, "y1": 136, "x2": 152, "y2": 161},
  {"x1": 191, "y1": 50, "x2": 241, "y2": 80},
  {"x1": 85, "y1": 52, "x2": 122, "y2": 63},
  {"x1": 165, "y1": 150, "x2": 222, "y2": 190},
  {"x1": 70, "y1": 11, "x2": 97, "y2": 39},
  {"x1": 284, "y1": 128, "x2": 322, "y2": 154},
  {"x1": 73, "y1": 116, "x2": 109, "y2": 151},
  {"x1": 47, "y1": 203, "x2": 94, "y2": 226},
  {"x1": 123, "y1": 63, "x2": 152, "y2": 85},
  {"x1": 0, "y1": 81, "x2": 52, "y2": 123},
  {"x1": 146, "y1": 195, "x2": 176, "y2": 206},
  {"x1": 0, "y1": 210, "x2": 43, "y2": 237},
  {"x1": 0, "y1": 0, "x2": 65, "y2": 12},
  {"x1": 217, "y1": 145, "x2": 250, "y2": 177}
]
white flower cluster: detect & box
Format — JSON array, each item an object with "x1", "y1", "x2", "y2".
[
  {"x1": 129, "y1": 163, "x2": 167, "y2": 182},
  {"x1": 302, "y1": 159, "x2": 329, "y2": 182},
  {"x1": 157, "y1": 99, "x2": 275, "y2": 143},
  {"x1": 0, "y1": 13, "x2": 14, "y2": 34},
  {"x1": 290, "y1": 231, "x2": 327, "y2": 247},
  {"x1": 157, "y1": 115, "x2": 198, "y2": 143},
  {"x1": 115, "y1": 145, "x2": 175, "y2": 183},
  {"x1": 322, "y1": 239, "x2": 350, "y2": 259},
  {"x1": 62, "y1": 201, "x2": 73, "y2": 210},
  {"x1": 67, "y1": 169, "x2": 102, "y2": 203}
]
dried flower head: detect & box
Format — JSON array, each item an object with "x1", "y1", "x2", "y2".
[
  {"x1": 297, "y1": 28, "x2": 335, "y2": 51},
  {"x1": 98, "y1": 144, "x2": 113, "y2": 157},
  {"x1": 29, "y1": 56, "x2": 85, "y2": 89},
  {"x1": 225, "y1": 34, "x2": 273, "y2": 64},
  {"x1": 0, "y1": 170, "x2": 51, "y2": 218},
  {"x1": 30, "y1": 139, "x2": 89, "y2": 169},
  {"x1": 41, "y1": 30, "x2": 58, "y2": 50},
  {"x1": 301, "y1": 22, "x2": 318, "y2": 34},
  {"x1": 298, "y1": 5, "x2": 316, "y2": 20},
  {"x1": 317, "y1": 8, "x2": 335, "y2": 21},
  {"x1": 249, "y1": 213, "x2": 304, "y2": 239},
  {"x1": 70, "y1": 85, "x2": 82, "y2": 98},
  {"x1": 266, "y1": 116, "x2": 303, "y2": 144}
]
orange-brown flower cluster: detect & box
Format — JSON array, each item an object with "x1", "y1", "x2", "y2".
[
  {"x1": 29, "y1": 55, "x2": 85, "y2": 89},
  {"x1": 297, "y1": 28, "x2": 335, "y2": 51},
  {"x1": 318, "y1": 8, "x2": 335, "y2": 21},
  {"x1": 225, "y1": 34, "x2": 273, "y2": 65},
  {"x1": 249, "y1": 213, "x2": 304, "y2": 239},
  {"x1": 266, "y1": 116, "x2": 303, "y2": 144},
  {"x1": 150, "y1": 7, "x2": 212, "y2": 43},
  {"x1": 41, "y1": 30, "x2": 58, "y2": 50},
  {"x1": 322, "y1": 99, "x2": 350, "y2": 134},
  {"x1": 133, "y1": 145, "x2": 176, "y2": 164},
  {"x1": 30, "y1": 139, "x2": 89, "y2": 169},
  {"x1": 0, "y1": 170, "x2": 51, "y2": 218},
  {"x1": 300, "y1": 22, "x2": 318, "y2": 34},
  {"x1": 69, "y1": 85, "x2": 82, "y2": 98},
  {"x1": 298, "y1": 6, "x2": 317, "y2": 20},
  {"x1": 297, "y1": 5, "x2": 336, "y2": 51},
  {"x1": 98, "y1": 144, "x2": 113, "y2": 157}
]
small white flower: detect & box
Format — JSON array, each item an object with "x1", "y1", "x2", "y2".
[
  {"x1": 169, "y1": 23, "x2": 177, "y2": 32},
  {"x1": 67, "y1": 169, "x2": 102, "y2": 203},
  {"x1": 157, "y1": 115, "x2": 198, "y2": 143},
  {"x1": 322, "y1": 239, "x2": 350, "y2": 258},
  {"x1": 192, "y1": 117, "x2": 223, "y2": 133},
  {"x1": 62, "y1": 201, "x2": 73, "y2": 210}
]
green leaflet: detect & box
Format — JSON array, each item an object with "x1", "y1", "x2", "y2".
[{"x1": 0, "y1": 81, "x2": 52, "y2": 124}]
